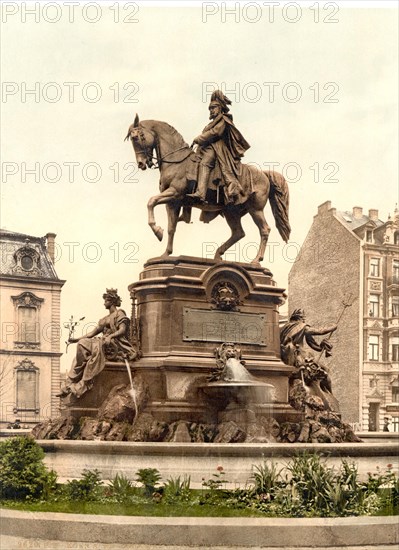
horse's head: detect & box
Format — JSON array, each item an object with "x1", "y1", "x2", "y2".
[{"x1": 124, "y1": 114, "x2": 156, "y2": 170}]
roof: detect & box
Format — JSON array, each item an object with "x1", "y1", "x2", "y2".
[
  {"x1": 0, "y1": 229, "x2": 59, "y2": 280},
  {"x1": 335, "y1": 210, "x2": 385, "y2": 231}
]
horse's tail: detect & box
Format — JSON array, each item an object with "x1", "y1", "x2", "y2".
[{"x1": 265, "y1": 170, "x2": 291, "y2": 242}]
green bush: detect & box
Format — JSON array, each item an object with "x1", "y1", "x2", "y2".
[
  {"x1": 108, "y1": 473, "x2": 135, "y2": 503},
  {"x1": 286, "y1": 453, "x2": 336, "y2": 515},
  {"x1": 135, "y1": 468, "x2": 161, "y2": 498},
  {"x1": 163, "y1": 475, "x2": 191, "y2": 503},
  {"x1": 64, "y1": 469, "x2": 103, "y2": 501},
  {"x1": 0, "y1": 436, "x2": 57, "y2": 500},
  {"x1": 251, "y1": 462, "x2": 283, "y2": 496}
]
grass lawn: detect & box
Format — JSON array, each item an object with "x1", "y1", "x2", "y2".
[
  {"x1": 0, "y1": 499, "x2": 267, "y2": 517},
  {"x1": 1, "y1": 498, "x2": 397, "y2": 517}
]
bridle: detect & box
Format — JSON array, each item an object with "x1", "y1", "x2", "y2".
[{"x1": 128, "y1": 125, "x2": 192, "y2": 170}]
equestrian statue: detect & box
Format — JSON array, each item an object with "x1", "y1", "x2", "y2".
[{"x1": 125, "y1": 90, "x2": 290, "y2": 264}]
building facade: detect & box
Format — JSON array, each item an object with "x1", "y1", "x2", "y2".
[
  {"x1": 288, "y1": 202, "x2": 399, "y2": 431},
  {"x1": 0, "y1": 230, "x2": 65, "y2": 428}
]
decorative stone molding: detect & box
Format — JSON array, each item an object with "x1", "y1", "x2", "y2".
[
  {"x1": 211, "y1": 281, "x2": 241, "y2": 311},
  {"x1": 370, "y1": 281, "x2": 382, "y2": 290},
  {"x1": 11, "y1": 291, "x2": 44, "y2": 309},
  {"x1": 14, "y1": 358, "x2": 39, "y2": 372},
  {"x1": 14, "y1": 342, "x2": 40, "y2": 350}
]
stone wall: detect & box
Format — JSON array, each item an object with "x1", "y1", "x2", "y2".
[{"x1": 289, "y1": 202, "x2": 361, "y2": 423}]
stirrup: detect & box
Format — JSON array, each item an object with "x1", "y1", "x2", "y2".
[
  {"x1": 187, "y1": 193, "x2": 207, "y2": 204},
  {"x1": 56, "y1": 386, "x2": 71, "y2": 398}
]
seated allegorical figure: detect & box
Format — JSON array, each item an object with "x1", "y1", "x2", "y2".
[{"x1": 57, "y1": 288, "x2": 137, "y2": 399}]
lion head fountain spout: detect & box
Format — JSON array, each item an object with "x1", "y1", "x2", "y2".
[{"x1": 199, "y1": 344, "x2": 275, "y2": 440}]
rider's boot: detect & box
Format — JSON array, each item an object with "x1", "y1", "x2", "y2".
[
  {"x1": 55, "y1": 384, "x2": 71, "y2": 398},
  {"x1": 187, "y1": 165, "x2": 211, "y2": 203},
  {"x1": 226, "y1": 180, "x2": 242, "y2": 205}
]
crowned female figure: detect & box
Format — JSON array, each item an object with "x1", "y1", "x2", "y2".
[{"x1": 57, "y1": 289, "x2": 137, "y2": 399}]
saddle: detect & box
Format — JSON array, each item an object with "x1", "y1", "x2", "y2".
[{"x1": 186, "y1": 152, "x2": 256, "y2": 207}]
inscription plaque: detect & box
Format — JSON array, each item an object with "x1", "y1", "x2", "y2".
[{"x1": 183, "y1": 308, "x2": 267, "y2": 346}]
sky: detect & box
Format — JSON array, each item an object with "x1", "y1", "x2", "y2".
[{"x1": 1, "y1": 1, "x2": 398, "y2": 371}]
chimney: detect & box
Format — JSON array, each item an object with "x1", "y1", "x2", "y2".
[
  {"x1": 352, "y1": 206, "x2": 363, "y2": 219},
  {"x1": 46, "y1": 232, "x2": 56, "y2": 263},
  {"x1": 368, "y1": 209, "x2": 379, "y2": 221},
  {"x1": 317, "y1": 201, "x2": 332, "y2": 215}
]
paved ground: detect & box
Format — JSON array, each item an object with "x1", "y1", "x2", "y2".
[{"x1": 1, "y1": 537, "x2": 398, "y2": 550}]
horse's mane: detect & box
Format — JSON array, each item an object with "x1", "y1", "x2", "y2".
[{"x1": 142, "y1": 120, "x2": 188, "y2": 147}]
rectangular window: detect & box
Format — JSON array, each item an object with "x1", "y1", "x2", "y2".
[
  {"x1": 370, "y1": 258, "x2": 380, "y2": 277},
  {"x1": 393, "y1": 260, "x2": 399, "y2": 283},
  {"x1": 393, "y1": 344, "x2": 399, "y2": 362},
  {"x1": 17, "y1": 307, "x2": 38, "y2": 343},
  {"x1": 15, "y1": 368, "x2": 38, "y2": 412},
  {"x1": 368, "y1": 335, "x2": 379, "y2": 361},
  {"x1": 392, "y1": 296, "x2": 399, "y2": 317},
  {"x1": 369, "y1": 294, "x2": 380, "y2": 317},
  {"x1": 392, "y1": 386, "x2": 399, "y2": 402},
  {"x1": 366, "y1": 230, "x2": 373, "y2": 243}
]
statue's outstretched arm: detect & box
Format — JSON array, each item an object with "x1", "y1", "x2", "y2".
[
  {"x1": 69, "y1": 324, "x2": 103, "y2": 343},
  {"x1": 307, "y1": 325, "x2": 337, "y2": 337}
]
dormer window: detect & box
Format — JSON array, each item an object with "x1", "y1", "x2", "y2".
[
  {"x1": 12, "y1": 240, "x2": 42, "y2": 277},
  {"x1": 366, "y1": 230, "x2": 373, "y2": 243}
]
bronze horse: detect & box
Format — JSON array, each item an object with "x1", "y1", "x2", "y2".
[{"x1": 125, "y1": 115, "x2": 290, "y2": 263}]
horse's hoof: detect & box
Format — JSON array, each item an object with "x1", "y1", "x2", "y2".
[
  {"x1": 155, "y1": 227, "x2": 164, "y2": 241},
  {"x1": 214, "y1": 254, "x2": 223, "y2": 263}
]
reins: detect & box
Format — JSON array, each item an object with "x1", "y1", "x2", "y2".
[{"x1": 134, "y1": 126, "x2": 192, "y2": 169}]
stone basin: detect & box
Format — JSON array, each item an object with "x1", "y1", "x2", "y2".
[{"x1": 199, "y1": 380, "x2": 275, "y2": 408}]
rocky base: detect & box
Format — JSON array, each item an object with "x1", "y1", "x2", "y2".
[
  {"x1": 33, "y1": 382, "x2": 361, "y2": 444},
  {"x1": 32, "y1": 410, "x2": 280, "y2": 443}
]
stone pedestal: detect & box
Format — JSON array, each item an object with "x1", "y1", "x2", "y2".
[
  {"x1": 128, "y1": 256, "x2": 298, "y2": 424},
  {"x1": 62, "y1": 363, "x2": 130, "y2": 419}
]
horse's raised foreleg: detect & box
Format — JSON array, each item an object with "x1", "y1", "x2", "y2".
[
  {"x1": 249, "y1": 209, "x2": 270, "y2": 264},
  {"x1": 214, "y1": 210, "x2": 245, "y2": 262},
  {"x1": 162, "y1": 203, "x2": 180, "y2": 258},
  {"x1": 147, "y1": 188, "x2": 179, "y2": 242}
]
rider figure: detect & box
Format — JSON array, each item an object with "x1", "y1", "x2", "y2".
[{"x1": 187, "y1": 90, "x2": 250, "y2": 204}]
